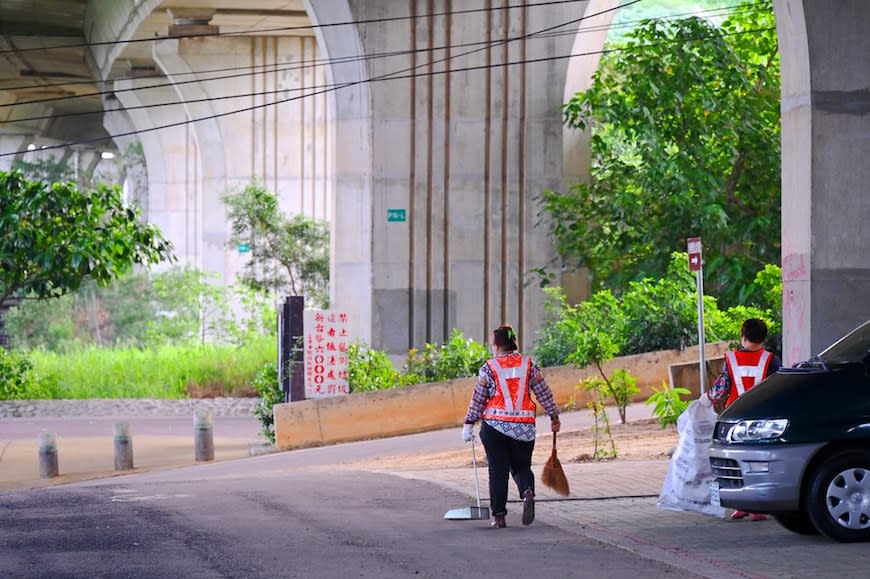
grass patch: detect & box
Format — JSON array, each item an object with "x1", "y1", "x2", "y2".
[{"x1": 24, "y1": 336, "x2": 276, "y2": 400}]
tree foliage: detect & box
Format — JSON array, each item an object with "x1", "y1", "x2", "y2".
[
  {"x1": 541, "y1": 2, "x2": 780, "y2": 306},
  {"x1": 222, "y1": 182, "x2": 329, "y2": 308},
  {"x1": 0, "y1": 170, "x2": 174, "y2": 305}
]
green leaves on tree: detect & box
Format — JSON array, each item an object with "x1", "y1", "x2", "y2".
[
  {"x1": 0, "y1": 170, "x2": 174, "y2": 305},
  {"x1": 222, "y1": 182, "x2": 329, "y2": 308},
  {"x1": 542, "y1": 2, "x2": 780, "y2": 307}
]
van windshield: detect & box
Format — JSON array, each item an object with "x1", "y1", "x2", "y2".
[{"x1": 819, "y1": 319, "x2": 870, "y2": 366}]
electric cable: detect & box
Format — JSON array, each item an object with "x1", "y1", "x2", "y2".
[
  {"x1": 2, "y1": 24, "x2": 776, "y2": 127},
  {"x1": 1, "y1": 0, "x2": 776, "y2": 157},
  {"x1": 0, "y1": 0, "x2": 592, "y2": 56},
  {"x1": 0, "y1": 0, "x2": 641, "y2": 158},
  {"x1": 0, "y1": 0, "x2": 765, "y2": 95}
]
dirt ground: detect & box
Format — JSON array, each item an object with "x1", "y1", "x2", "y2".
[{"x1": 348, "y1": 418, "x2": 680, "y2": 471}]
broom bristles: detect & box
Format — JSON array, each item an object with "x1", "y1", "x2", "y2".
[
  {"x1": 541, "y1": 432, "x2": 570, "y2": 496},
  {"x1": 541, "y1": 452, "x2": 570, "y2": 496}
]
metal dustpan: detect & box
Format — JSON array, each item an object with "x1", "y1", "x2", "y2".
[{"x1": 444, "y1": 435, "x2": 490, "y2": 520}]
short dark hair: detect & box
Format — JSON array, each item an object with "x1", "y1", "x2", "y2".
[
  {"x1": 493, "y1": 324, "x2": 518, "y2": 351},
  {"x1": 741, "y1": 318, "x2": 768, "y2": 344}
]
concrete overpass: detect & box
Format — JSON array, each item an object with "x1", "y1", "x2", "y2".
[{"x1": 0, "y1": 0, "x2": 866, "y2": 364}]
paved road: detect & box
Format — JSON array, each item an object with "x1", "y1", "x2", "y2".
[
  {"x1": 1, "y1": 456, "x2": 694, "y2": 578},
  {"x1": 5, "y1": 405, "x2": 870, "y2": 578}
]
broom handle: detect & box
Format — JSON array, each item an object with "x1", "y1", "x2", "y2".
[{"x1": 552, "y1": 431, "x2": 557, "y2": 456}]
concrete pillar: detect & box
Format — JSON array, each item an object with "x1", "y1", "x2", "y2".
[
  {"x1": 776, "y1": 0, "x2": 870, "y2": 361},
  {"x1": 560, "y1": 0, "x2": 618, "y2": 306},
  {"x1": 0, "y1": 136, "x2": 25, "y2": 172},
  {"x1": 313, "y1": 0, "x2": 595, "y2": 354}
]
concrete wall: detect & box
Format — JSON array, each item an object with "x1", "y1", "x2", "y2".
[{"x1": 274, "y1": 341, "x2": 730, "y2": 449}]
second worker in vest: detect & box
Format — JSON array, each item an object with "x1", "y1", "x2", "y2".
[
  {"x1": 708, "y1": 318, "x2": 782, "y2": 521},
  {"x1": 461, "y1": 324, "x2": 561, "y2": 529}
]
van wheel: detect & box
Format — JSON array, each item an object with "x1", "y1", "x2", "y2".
[
  {"x1": 807, "y1": 451, "x2": 870, "y2": 542},
  {"x1": 772, "y1": 511, "x2": 818, "y2": 535}
]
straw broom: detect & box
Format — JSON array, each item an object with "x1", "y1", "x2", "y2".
[{"x1": 541, "y1": 431, "x2": 570, "y2": 496}]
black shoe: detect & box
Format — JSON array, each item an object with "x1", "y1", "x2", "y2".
[
  {"x1": 522, "y1": 489, "x2": 535, "y2": 526},
  {"x1": 491, "y1": 514, "x2": 506, "y2": 528}
]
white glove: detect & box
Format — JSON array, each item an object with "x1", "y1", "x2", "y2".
[
  {"x1": 461, "y1": 423, "x2": 474, "y2": 442},
  {"x1": 699, "y1": 391, "x2": 712, "y2": 407}
]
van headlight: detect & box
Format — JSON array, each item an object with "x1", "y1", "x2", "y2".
[{"x1": 728, "y1": 419, "x2": 788, "y2": 442}]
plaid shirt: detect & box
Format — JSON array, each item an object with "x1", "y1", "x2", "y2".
[{"x1": 464, "y1": 351, "x2": 559, "y2": 441}]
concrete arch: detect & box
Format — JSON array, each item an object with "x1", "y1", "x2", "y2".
[
  {"x1": 773, "y1": 0, "x2": 812, "y2": 365},
  {"x1": 303, "y1": 0, "x2": 374, "y2": 344},
  {"x1": 84, "y1": 0, "x2": 166, "y2": 79}
]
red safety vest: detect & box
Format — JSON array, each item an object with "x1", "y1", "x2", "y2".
[
  {"x1": 724, "y1": 349, "x2": 772, "y2": 407},
  {"x1": 482, "y1": 353, "x2": 536, "y2": 423}
]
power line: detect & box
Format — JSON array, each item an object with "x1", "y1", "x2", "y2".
[
  {"x1": 1, "y1": 0, "x2": 639, "y2": 159},
  {"x1": 4, "y1": 23, "x2": 775, "y2": 128},
  {"x1": 0, "y1": 1, "x2": 764, "y2": 96},
  {"x1": 2, "y1": 1, "x2": 776, "y2": 158},
  {"x1": 0, "y1": 1, "x2": 768, "y2": 119},
  {"x1": 0, "y1": 0, "x2": 590, "y2": 56}
]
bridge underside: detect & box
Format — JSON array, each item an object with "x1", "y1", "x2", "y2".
[{"x1": 1, "y1": 0, "x2": 868, "y2": 362}]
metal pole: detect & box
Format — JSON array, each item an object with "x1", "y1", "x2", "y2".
[{"x1": 697, "y1": 267, "x2": 707, "y2": 395}]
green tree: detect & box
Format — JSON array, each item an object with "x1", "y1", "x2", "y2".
[
  {"x1": 541, "y1": 2, "x2": 779, "y2": 306},
  {"x1": 0, "y1": 170, "x2": 174, "y2": 306},
  {"x1": 222, "y1": 182, "x2": 329, "y2": 308}
]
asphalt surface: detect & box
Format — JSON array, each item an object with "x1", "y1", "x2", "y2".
[{"x1": 4, "y1": 405, "x2": 870, "y2": 578}]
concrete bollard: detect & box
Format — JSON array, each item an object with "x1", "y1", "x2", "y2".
[
  {"x1": 113, "y1": 421, "x2": 134, "y2": 471},
  {"x1": 194, "y1": 409, "x2": 214, "y2": 462},
  {"x1": 38, "y1": 431, "x2": 58, "y2": 478}
]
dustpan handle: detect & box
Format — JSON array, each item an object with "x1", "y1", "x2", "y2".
[{"x1": 471, "y1": 436, "x2": 483, "y2": 509}]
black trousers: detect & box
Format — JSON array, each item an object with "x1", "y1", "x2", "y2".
[{"x1": 479, "y1": 421, "x2": 535, "y2": 517}]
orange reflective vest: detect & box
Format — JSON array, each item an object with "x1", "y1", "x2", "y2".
[
  {"x1": 482, "y1": 354, "x2": 536, "y2": 423},
  {"x1": 724, "y1": 349, "x2": 772, "y2": 407}
]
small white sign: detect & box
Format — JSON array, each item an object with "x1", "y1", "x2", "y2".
[
  {"x1": 709, "y1": 481, "x2": 721, "y2": 507},
  {"x1": 303, "y1": 309, "x2": 350, "y2": 398}
]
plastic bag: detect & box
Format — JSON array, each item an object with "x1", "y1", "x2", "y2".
[{"x1": 657, "y1": 398, "x2": 726, "y2": 518}]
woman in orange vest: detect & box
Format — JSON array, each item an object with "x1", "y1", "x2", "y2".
[
  {"x1": 462, "y1": 324, "x2": 561, "y2": 528},
  {"x1": 708, "y1": 318, "x2": 781, "y2": 521}
]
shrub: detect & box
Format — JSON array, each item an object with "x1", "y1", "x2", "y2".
[
  {"x1": 532, "y1": 253, "x2": 784, "y2": 364},
  {"x1": 403, "y1": 329, "x2": 486, "y2": 383},
  {"x1": 251, "y1": 362, "x2": 282, "y2": 443},
  {"x1": 348, "y1": 342, "x2": 405, "y2": 392},
  {"x1": 646, "y1": 382, "x2": 691, "y2": 429},
  {"x1": 0, "y1": 348, "x2": 41, "y2": 400}
]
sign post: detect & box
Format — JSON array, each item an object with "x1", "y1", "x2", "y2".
[{"x1": 687, "y1": 237, "x2": 707, "y2": 395}]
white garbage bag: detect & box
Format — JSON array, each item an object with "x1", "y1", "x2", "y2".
[{"x1": 657, "y1": 398, "x2": 726, "y2": 518}]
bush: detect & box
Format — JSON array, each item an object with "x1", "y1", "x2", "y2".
[
  {"x1": 0, "y1": 348, "x2": 41, "y2": 400},
  {"x1": 348, "y1": 342, "x2": 406, "y2": 392},
  {"x1": 646, "y1": 382, "x2": 691, "y2": 429},
  {"x1": 251, "y1": 362, "x2": 282, "y2": 443},
  {"x1": 4, "y1": 267, "x2": 277, "y2": 351},
  {"x1": 533, "y1": 253, "x2": 784, "y2": 364},
  {"x1": 403, "y1": 329, "x2": 487, "y2": 383}
]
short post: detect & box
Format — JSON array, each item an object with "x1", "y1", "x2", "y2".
[
  {"x1": 38, "y1": 431, "x2": 58, "y2": 478},
  {"x1": 113, "y1": 421, "x2": 134, "y2": 471},
  {"x1": 194, "y1": 409, "x2": 214, "y2": 462}
]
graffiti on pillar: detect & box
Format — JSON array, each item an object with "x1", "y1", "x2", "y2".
[{"x1": 303, "y1": 309, "x2": 350, "y2": 398}]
